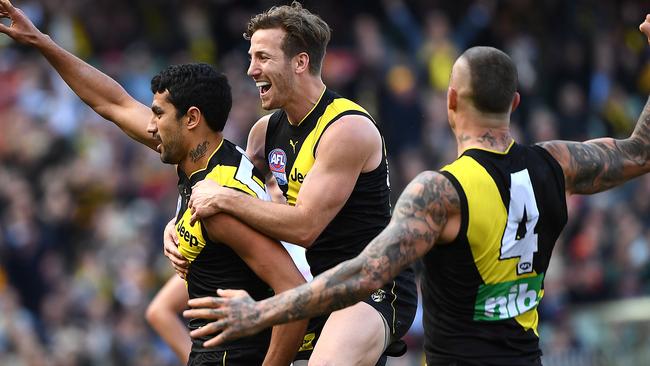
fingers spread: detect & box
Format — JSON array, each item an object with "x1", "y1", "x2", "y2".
[
  {"x1": 217, "y1": 289, "x2": 248, "y2": 298},
  {"x1": 189, "y1": 212, "x2": 198, "y2": 226},
  {"x1": 203, "y1": 333, "x2": 228, "y2": 348},
  {"x1": 189, "y1": 320, "x2": 226, "y2": 338},
  {"x1": 187, "y1": 296, "x2": 225, "y2": 308},
  {"x1": 0, "y1": 23, "x2": 11, "y2": 35},
  {"x1": 183, "y1": 307, "x2": 226, "y2": 320}
]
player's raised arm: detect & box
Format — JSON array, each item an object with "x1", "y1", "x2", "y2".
[
  {"x1": 538, "y1": 15, "x2": 650, "y2": 195},
  {"x1": 0, "y1": 0, "x2": 156, "y2": 149}
]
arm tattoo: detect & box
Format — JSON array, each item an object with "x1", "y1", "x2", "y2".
[
  {"x1": 540, "y1": 97, "x2": 650, "y2": 194},
  {"x1": 261, "y1": 171, "x2": 460, "y2": 324},
  {"x1": 190, "y1": 141, "x2": 209, "y2": 162}
]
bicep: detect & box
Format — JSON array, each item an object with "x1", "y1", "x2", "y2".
[
  {"x1": 202, "y1": 213, "x2": 305, "y2": 292},
  {"x1": 540, "y1": 139, "x2": 649, "y2": 195},
  {"x1": 294, "y1": 118, "x2": 376, "y2": 229}
]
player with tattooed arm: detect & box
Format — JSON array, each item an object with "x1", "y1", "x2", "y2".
[{"x1": 183, "y1": 15, "x2": 650, "y2": 366}]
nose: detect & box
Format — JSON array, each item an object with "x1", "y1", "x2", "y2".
[
  {"x1": 147, "y1": 117, "x2": 157, "y2": 135},
  {"x1": 247, "y1": 58, "x2": 259, "y2": 78}
]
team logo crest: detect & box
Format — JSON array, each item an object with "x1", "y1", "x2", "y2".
[
  {"x1": 371, "y1": 289, "x2": 386, "y2": 303},
  {"x1": 268, "y1": 148, "x2": 288, "y2": 185}
]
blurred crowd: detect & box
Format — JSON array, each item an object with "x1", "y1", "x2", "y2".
[{"x1": 1, "y1": 0, "x2": 650, "y2": 365}]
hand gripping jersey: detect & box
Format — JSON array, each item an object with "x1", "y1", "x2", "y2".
[
  {"x1": 265, "y1": 89, "x2": 417, "y2": 359},
  {"x1": 264, "y1": 88, "x2": 393, "y2": 275},
  {"x1": 424, "y1": 142, "x2": 568, "y2": 365},
  {"x1": 175, "y1": 139, "x2": 272, "y2": 353}
]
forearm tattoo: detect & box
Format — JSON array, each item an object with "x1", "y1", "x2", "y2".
[
  {"x1": 541, "y1": 97, "x2": 650, "y2": 194},
  {"x1": 263, "y1": 171, "x2": 460, "y2": 324}
]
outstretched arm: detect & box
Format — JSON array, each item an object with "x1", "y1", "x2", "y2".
[
  {"x1": 539, "y1": 15, "x2": 650, "y2": 195},
  {"x1": 184, "y1": 171, "x2": 460, "y2": 346},
  {"x1": 0, "y1": 0, "x2": 156, "y2": 149},
  {"x1": 201, "y1": 213, "x2": 308, "y2": 365}
]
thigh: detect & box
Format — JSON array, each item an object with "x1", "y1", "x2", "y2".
[{"x1": 309, "y1": 302, "x2": 386, "y2": 366}]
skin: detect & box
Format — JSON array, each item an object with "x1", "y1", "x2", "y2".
[
  {"x1": 145, "y1": 275, "x2": 191, "y2": 364},
  {"x1": 0, "y1": 2, "x2": 308, "y2": 364},
  {"x1": 186, "y1": 25, "x2": 394, "y2": 365},
  {"x1": 181, "y1": 15, "x2": 650, "y2": 348}
]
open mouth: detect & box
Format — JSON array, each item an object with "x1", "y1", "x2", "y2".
[{"x1": 256, "y1": 81, "x2": 272, "y2": 96}]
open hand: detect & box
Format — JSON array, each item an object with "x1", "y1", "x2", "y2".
[
  {"x1": 183, "y1": 289, "x2": 266, "y2": 348},
  {"x1": 188, "y1": 179, "x2": 229, "y2": 226},
  {"x1": 0, "y1": 0, "x2": 45, "y2": 45},
  {"x1": 163, "y1": 217, "x2": 189, "y2": 278}
]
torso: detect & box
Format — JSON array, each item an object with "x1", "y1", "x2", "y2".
[
  {"x1": 423, "y1": 142, "x2": 568, "y2": 364},
  {"x1": 176, "y1": 139, "x2": 272, "y2": 352},
  {"x1": 264, "y1": 89, "x2": 392, "y2": 275}
]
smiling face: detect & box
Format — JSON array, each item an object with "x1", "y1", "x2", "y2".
[
  {"x1": 148, "y1": 91, "x2": 186, "y2": 164},
  {"x1": 247, "y1": 28, "x2": 295, "y2": 110}
]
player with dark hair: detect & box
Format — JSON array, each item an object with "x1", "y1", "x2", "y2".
[
  {"x1": 0, "y1": 1, "x2": 307, "y2": 365},
  {"x1": 183, "y1": 16, "x2": 650, "y2": 366},
  {"x1": 182, "y1": 2, "x2": 418, "y2": 365}
]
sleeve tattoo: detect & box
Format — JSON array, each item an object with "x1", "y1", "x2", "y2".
[
  {"x1": 264, "y1": 170, "x2": 460, "y2": 324},
  {"x1": 540, "y1": 97, "x2": 650, "y2": 194}
]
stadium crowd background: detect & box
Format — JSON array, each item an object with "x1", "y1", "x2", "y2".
[{"x1": 1, "y1": 0, "x2": 650, "y2": 365}]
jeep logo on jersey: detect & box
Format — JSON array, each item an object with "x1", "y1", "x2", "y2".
[
  {"x1": 290, "y1": 167, "x2": 306, "y2": 183},
  {"x1": 176, "y1": 219, "x2": 200, "y2": 247},
  {"x1": 474, "y1": 273, "x2": 544, "y2": 321},
  {"x1": 268, "y1": 148, "x2": 288, "y2": 185}
]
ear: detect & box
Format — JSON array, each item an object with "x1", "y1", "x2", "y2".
[
  {"x1": 511, "y1": 92, "x2": 521, "y2": 113},
  {"x1": 185, "y1": 106, "x2": 202, "y2": 130},
  {"x1": 448, "y1": 87, "x2": 458, "y2": 111},
  {"x1": 294, "y1": 52, "x2": 310, "y2": 74}
]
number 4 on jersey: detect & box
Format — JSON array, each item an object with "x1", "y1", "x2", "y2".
[{"x1": 500, "y1": 169, "x2": 539, "y2": 275}]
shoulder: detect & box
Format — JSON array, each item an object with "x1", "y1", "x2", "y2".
[
  {"x1": 316, "y1": 114, "x2": 381, "y2": 161},
  {"x1": 249, "y1": 113, "x2": 274, "y2": 140}
]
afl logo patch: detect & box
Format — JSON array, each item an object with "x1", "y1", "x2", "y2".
[{"x1": 268, "y1": 148, "x2": 288, "y2": 185}]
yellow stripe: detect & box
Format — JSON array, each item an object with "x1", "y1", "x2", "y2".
[
  {"x1": 222, "y1": 350, "x2": 227, "y2": 365},
  {"x1": 295, "y1": 87, "x2": 327, "y2": 126},
  {"x1": 442, "y1": 155, "x2": 540, "y2": 332},
  {"x1": 390, "y1": 280, "x2": 397, "y2": 334},
  {"x1": 286, "y1": 98, "x2": 372, "y2": 205},
  {"x1": 461, "y1": 139, "x2": 515, "y2": 156},
  {"x1": 205, "y1": 166, "x2": 265, "y2": 199},
  {"x1": 188, "y1": 138, "x2": 224, "y2": 179}
]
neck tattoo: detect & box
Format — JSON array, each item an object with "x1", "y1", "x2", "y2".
[{"x1": 190, "y1": 141, "x2": 210, "y2": 162}]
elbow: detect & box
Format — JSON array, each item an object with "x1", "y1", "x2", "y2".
[
  {"x1": 292, "y1": 229, "x2": 319, "y2": 248},
  {"x1": 144, "y1": 303, "x2": 160, "y2": 326},
  {"x1": 145, "y1": 301, "x2": 170, "y2": 326},
  {"x1": 362, "y1": 276, "x2": 386, "y2": 296}
]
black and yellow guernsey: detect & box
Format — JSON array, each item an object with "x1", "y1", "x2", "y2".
[
  {"x1": 265, "y1": 88, "x2": 393, "y2": 276},
  {"x1": 176, "y1": 138, "x2": 272, "y2": 353},
  {"x1": 423, "y1": 142, "x2": 568, "y2": 365}
]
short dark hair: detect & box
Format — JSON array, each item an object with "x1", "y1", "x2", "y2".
[
  {"x1": 461, "y1": 46, "x2": 518, "y2": 114},
  {"x1": 150, "y1": 63, "x2": 232, "y2": 132},
  {"x1": 244, "y1": 1, "x2": 331, "y2": 75}
]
